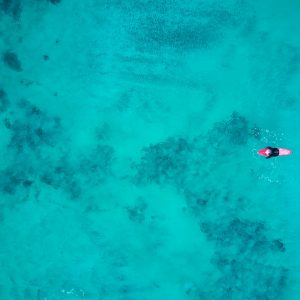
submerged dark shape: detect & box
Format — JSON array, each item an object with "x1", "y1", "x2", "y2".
[
  {"x1": 3, "y1": 50, "x2": 22, "y2": 71},
  {"x1": 1, "y1": 0, "x2": 13, "y2": 12},
  {"x1": 0, "y1": 168, "x2": 22, "y2": 194},
  {"x1": 17, "y1": 99, "x2": 45, "y2": 118},
  {"x1": 1, "y1": 0, "x2": 21, "y2": 20},
  {"x1": 5, "y1": 100, "x2": 61, "y2": 155},
  {"x1": 134, "y1": 137, "x2": 193, "y2": 185},
  {"x1": 48, "y1": 0, "x2": 61, "y2": 4},
  {"x1": 201, "y1": 218, "x2": 288, "y2": 299},
  {"x1": 79, "y1": 144, "x2": 115, "y2": 182},
  {"x1": 271, "y1": 239, "x2": 286, "y2": 252},
  {"x1": 223, "y1": 112, "x2": 249, "y2": 145},
  {"x1": 39, "y1": 158, "x2": 82, "y2": 199},
  {"x1": 200, "y1": 218, "x2": 286, "y2": 256},
  {"x1": 184, "y1": 189, "x2": 210, "y2": 213},
  {"x1": 8, "y1": 117, "x2": 59, "y2": 152},
  {"x1": 0, "y1": 89, "x2": 9, "y2": 112},
  {"x1": 210, "y1": 111, "x2": 249, "y2": 147},
  {"x1": 125, "y1": 1, "x2": 240, "y2": 51},
  {"x1": 142, "y1": 22, "x2": 220, "y2": 50},
  {"x1": 40, "y1": 143, "x2": 115, "y2": 199},
  {"x1": 126, "y1": 197, "x2": 147, "y2": 223},
  {"x1": 0, "y1": 167, "x2": 33, "y2": 194}
]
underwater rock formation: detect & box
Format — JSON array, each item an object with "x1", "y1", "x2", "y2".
[
  {"x1": 39, "y1": 143, "x2": 115, "y2": 200},
  {"x1": 0, "y1": 166, "x2": 31, "y2": 195},
  {"x1": 132, "y1": 111, "x2": 285, "y2": 299},
  {"x1": 126, "y1": 197, "x2": 147, "y2": 223},
  {"x1": 134, "y1": 137, "x2": 193, "y2": 185},
  {"x1": 0, "y1": 0, "x2": 21, "y2": 20},
  {"x1": 6, "y1": 100, "x2": 61, "y2": 153},
  {"x1": 210, "y1": 111, "x2": 249, "y2": 147},
  {"x1": 2, "y1": 50, "x2": 22, "y2": 71},
  {"x1": 200, "y1": 218, "x2": 287, "y2": 299},
  {"x1": 134, "y1": 112, "x2": 258, "y2": 188},
  {"x1": 118, "y1": 0, "x2": 242, "y2": 52},
  {"x1": 0, "y1": 89, "x2": 9, "y2": 112},
  {"x1": 0, "y1": 100, "x2": 115, "y2": 199},
  {"x1": 48, "y1": 0, "x2": 61, "y2": 4}
]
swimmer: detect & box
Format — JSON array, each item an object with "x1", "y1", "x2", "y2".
[
  {"x1": 265, "y1": 146, "x2": 279, "y2": 159},
  {"x1": 258, "y1": 147, "x2": 292, "y2": 158}
]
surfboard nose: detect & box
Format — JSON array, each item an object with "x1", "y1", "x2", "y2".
[{"x1": 258, "y1": 149, "x2": 267, "y2": 156}]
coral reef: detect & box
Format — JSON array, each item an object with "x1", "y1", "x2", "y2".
[
  {"x1": 0, "y1": 89, "x2": 9, "y2": 112},
  {"x1": 48, "y1": 0, "x2": 61, "y2": 4},
  {"x1": 209, "y1": 111, "x2": 249, "y2": 147},
  {"x1": 0, "y1": 166, "x2": 32, "y2": 195},
  {"x1": 6, "y1": 99, "x2": 61, "y2": 153},
  {"x1": 134, "y1": 137, "x2": 193, "y2": 185},
  {"x1": 0, "y1": 0, "x2": 21, "y2": 20},
  {"x1": 132, "y1": 111, "x2": 286, "y2": 299},
  {"x1": 0, "y1": 100, "x2": 115, "y2": 200},
  {"x1": 2, "y1": 50, "x2": 22, "y2": 71},
  {"x1": 200, "y1": 218, "x2": 287, "y2": 299},
  {"x1": 126, "y1": 197, "x2": 147, "y2": 223},
  {"x1": 118, "y1": 1, "x2": 243, "y2": 51},
  {"x1": 134, "y1": 112, "x2": 254, "y2": 187}
]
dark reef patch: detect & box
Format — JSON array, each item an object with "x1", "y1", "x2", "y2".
[
  {"x1": 6, "y1": 100, "x2": 61, "y2": 154},
  {"x1": 0, "y1": 165, "x2": 34, "y2": 195},
  {"x1": 119, "y1": 1, "x2": 244, "y2": 51},
  {"x1": 209, "y1": 111, "x2": 249, "y2": 148},
  {"x1": 79, "y1": 144, "x2": 115, "y2": 183},
  {"x1": 126, "y1": 197, "x2": 147, "y2": 223},
  {"x1": 134, "y1": 137, "x2": 193, "y2": 185},
  {"x1": 39, "y1": 143, "x2": 115, "y2": 199},
  {"x1": 132, "y1": 110, "x2": 286, "y2": 298},
  {"x1": 0, "y1": 0, "x2": 21, "y2": 20},
  {"x1": 200, "y1": 219, "x2": 287, "y2": 299},
  {"x1": 2, "y1": 50, "x2": 22, "y2": 72},
  {"x1": 183, "y1": 189, "x2": 215, "y2": 213},
  {"x1": 0, "y1": 100, "x2": 62, "y2": 197},
  {"x1": 47, "y1": 0, "x2": 61, "y2": 4},
  {"x1": 1, "y1": 99, "x2": 116, "y2": 199},
  {"x1": 137, "y1": 20, "x2": 220, "y2": 51},
  {"x1": 0, "y1": 99, "x2": 63, "y2": 197},
  {"x1": 40, "y1": 160, "x2": 82, "y2": 199},
  {"x1": 0, "y1": 89, "x2": 10, "y2": 112},
  {"x1": 134, "y1": 112, "x2": 260, "y2": 189},
  {"x1": 200, "y1": 218, "x2": 282, "y2": 252}
]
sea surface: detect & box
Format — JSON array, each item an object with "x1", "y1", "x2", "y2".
[{"x1": 0, "y1": 0, "x2": 300, "y2": 299}]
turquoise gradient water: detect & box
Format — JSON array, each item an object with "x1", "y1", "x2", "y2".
[{"x1": 1, "y1": 0, "x2": 300, "y2": 299}]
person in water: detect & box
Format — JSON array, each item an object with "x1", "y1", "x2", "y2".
[{"x1": 265, "y1": 146, "x2": 279, "y2": 159}]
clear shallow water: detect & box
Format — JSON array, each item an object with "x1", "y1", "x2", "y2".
[{"x1": 0, "y1": 0, "x2": 300, "y2": 299}]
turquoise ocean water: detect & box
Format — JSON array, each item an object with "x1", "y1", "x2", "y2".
[{"x1": 0, "y1": 0, "x2": 300, "y2": 299}]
